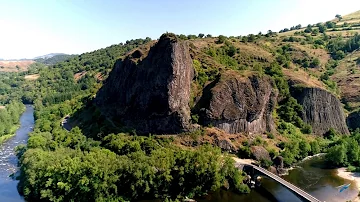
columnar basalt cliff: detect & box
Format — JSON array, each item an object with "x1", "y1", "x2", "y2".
[
  {"x1": 197, "y1": 71, "x2": 278, "y2": 134},
  {"x1": 291, "y1": 87, "x2": 349, "y2": 135},
  {"x1": 95, "y1": 34, "x2": 194, "y2": 134}
]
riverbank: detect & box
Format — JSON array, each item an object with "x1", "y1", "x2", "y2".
[
  {"x1": 0, "y1": 124, "x2": 20, "y2": 145},
  {"x1": 337, "y1": 167, "x2": 360, "y2": 202}
]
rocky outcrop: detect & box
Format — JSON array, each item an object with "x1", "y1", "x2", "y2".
[
  {"x1": 213, "y1": 135, "x2": 237, "y2": 153},
  {"x1": 291, "y1": 87, "x2": 349, "y2": 135},
  {"x1": 250, "y1": 146, "x2": 271, "y2": 162},
  {"x1": 197, "y1": 71, "x2": 277, "y2": 134},
  {"x1": 347, "y1": 111, "x2": 360, "y2": 130},
  {"x1": 95, "y1": 34, "x2": 194, "y2": 134}
]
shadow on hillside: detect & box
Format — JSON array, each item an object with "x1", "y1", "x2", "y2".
[{"x1": 69, "y1": 96, "x2": 135, "y2": 140}]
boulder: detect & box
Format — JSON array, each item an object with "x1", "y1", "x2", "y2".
[{"x1": 250, "y1": 146, "x2": 271, "y2": 162}]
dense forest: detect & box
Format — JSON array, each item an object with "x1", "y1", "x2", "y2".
[
  {"x1": 0, "y1": 101, "x2": 25, "y2": 143},
  {"x1": 0, "y1": 13, "x2": 358, "y2": 202}
]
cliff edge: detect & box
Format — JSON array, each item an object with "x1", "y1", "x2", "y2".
[{"x1": 95, "y1": 33, "x2": 194, "y2": 134}]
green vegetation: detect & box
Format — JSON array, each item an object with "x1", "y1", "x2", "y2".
[
  {"x1": 18, "y1": 100, "x2": 249, "y2": 201},
  {"x1": 34, "y1": 54, "x2": 76, "y2": 65},
  {"x1": 0, "y1": 101, "x2": 25, "y2": 140},
  {"x1": 326, "y1": 129, "x2": 360, "y2": 167}
]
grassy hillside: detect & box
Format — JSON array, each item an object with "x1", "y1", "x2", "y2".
[{"x1": 0, "y1": 60, "x2": 35, "y2": 72}]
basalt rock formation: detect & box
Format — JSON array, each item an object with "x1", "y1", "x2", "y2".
[
  {"x1": 95, "y1": 34, "x2": 194, "y2": 134},
  {"x1": 347, "y1": 111, "x2": 360, "y2": 130},
  {"x1": 291, "y1": 87, "x2": 349, "y2": 135},
  {"x1": 197, "y1": 71, "x2": 278, "y2": 134}
]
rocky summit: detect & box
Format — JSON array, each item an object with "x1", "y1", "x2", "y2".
[{"x1": 96, "y1": 33, "x2": 194, "y2": 134}]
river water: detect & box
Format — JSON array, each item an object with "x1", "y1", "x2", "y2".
[
  {"x1": 0, "y1": 106, "x2": 358, "y2": 202},
  {"x1": 0, "y1": 105, "x2": 34, "y2": 202},
  {"x1": 197, "y1": 156, "x2": 359, "y2": 202}
]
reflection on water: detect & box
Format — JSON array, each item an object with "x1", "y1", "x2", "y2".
[
  {"x1": 0, "y1": 105, "x2": 34, "y2": 202},
  {"x1": 283, "y1": 157, "x2": 358, "y2": 202},
  {"x1": 197, "y1": 156, "x2": 358, "y2": 202}
]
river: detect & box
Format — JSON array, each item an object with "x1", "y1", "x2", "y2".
[
  {"x1": 197, "y1": 156, "x2": 359, "y2": 202},
  {"x1": 0, "y1": 105, "x2": 34, "y2": 202}
]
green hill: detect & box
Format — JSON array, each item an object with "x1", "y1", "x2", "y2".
[{"x1": 8, "y1": 10, "x2": 360, "y2": 202}]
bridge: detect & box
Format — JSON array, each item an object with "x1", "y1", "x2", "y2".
[{"x1": 235, "y1": 160, "x2": 322, "y2": 202}]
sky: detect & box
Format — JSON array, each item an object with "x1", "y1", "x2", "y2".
[{"x1": 0, "y1": 0, "x2": 359, "y2": 59}]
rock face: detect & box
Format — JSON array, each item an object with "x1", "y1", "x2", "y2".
[
  {"x1": 347, "y1": 111, "x2": 360, "y2": 130},
  {"x1": 197, "y1": 71, "x2": 277, "y2": 134},
  {"x1": 95, "y1": 34, "x2": 194, "y2": 134},
  {"x1": 250, "y1": 146, "x2": 271, "y2": 162},
  {"x1": 291, "y1": 87, "x2": 349, "y2": 135}
]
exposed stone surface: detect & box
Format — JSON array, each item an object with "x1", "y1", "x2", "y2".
[
  {"x1": 273, "y1": 156, "x2": 284, "y2": 169},
  {"x1": 213, "y1": 133, "x2": 237, "y2": 153},
  {"x1": 197, "y1": 71, "x2": 278, "y2": 134},
  {"x1": 250, "y1": 146, "x2": 271, "y2": 162},
  {"x1": 95, "y1": 34, "x2": 194, "y2": 134},
  {"x1": 291, "y1": 87, "x2": 349, "y2": 135},
  {"x1": 273, "y1": 156, "x2": 286, "y2": 175},
  {"x1": 347, "y1": 111, "x2": 360, "y2": 130}
]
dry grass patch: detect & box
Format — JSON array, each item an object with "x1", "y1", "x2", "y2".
[
  {"x1": 74, "y1": 71, "x2": 87, "y2": 81},
  {"x1": 24, "y1": 74, "x2": 40, "y2": 81},
  {"x1": 283, "y1": 68, "x2": 325, "y2": 89},
  {"x1": 0, "y1": 60, "x2": 34, "y2": 72}
]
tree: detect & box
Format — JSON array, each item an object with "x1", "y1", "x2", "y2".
[
  {"x1": 304, "y1": 24, "x2": 312, "y2": 33},
  {"x1": 325, "y1": 21, "x2": 336, "y2": 29},
  {"x1": 318, "y1": 24, "x2": 326, "y2": 33},
  {"x1": 326, "y1": 144, "x2": 347, "y2": 166},
  {"x1": 187, "y1": 34, "x2": 197, "y2": 39},
  {"x1": 335, "y1": 14, "x2": 342, "y2": 21},
  {"x1": 217, "y1": 35, "x2": 227, "y2": 43},
  {"x1": 310, "y1": 58, "x2": 320, "y2": 68},
  {"x1": 311, "y1": 28, "x2": 319, "y2": 35},
  {"x1": 198, "y1": 33, "x2": 204, "y2": 38},
  {"x1": 206, "y1": 34, "x2": 212, "y2": 38},
  {"x1": 333, "y1": 50, "x2": 345, "y2": 60},
  {"x1": 248, "y1": 34, "x2": 256, "y2": 42},
  {"x1": 178, "y1": 34, "x2": 187, "y2": 40}
]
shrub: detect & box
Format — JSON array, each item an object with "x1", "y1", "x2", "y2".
[
  {"x1": 301, "y1": 124, "x2": 312, "y2": 134},
  {"x1": 260, "y1": 158, "x2": 273, "y2": 168},
  {"x1": 237, "y1": 146, "x2": 252, "y2": 159},
  {"x1": 310, "y1": 58, "x2": 320, "y2": 68},
  {"x1": 324, "y1": 128, "x2": 337, "y2": 140},
  {"x1": 310, "y1": 141, "x2": 320, "y2": 155},
  {"x1": 267, "y1": 133, "x2": 275, "y2": 139},
  {"x1": 217, "y1": 35, "x2": 227, "y2": 44}
]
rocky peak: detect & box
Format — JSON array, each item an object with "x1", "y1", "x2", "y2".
[{"x1": 95, "y1": 33, "x2": 194, "y2": 134}]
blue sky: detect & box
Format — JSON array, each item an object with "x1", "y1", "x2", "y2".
[{"x1": 0, "y1": 0, "x2": 359, "y2": 59}]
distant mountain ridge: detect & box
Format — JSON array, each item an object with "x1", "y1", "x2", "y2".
[
  {"x1": 34, "y1": 53, "x2": 77, "y2": 65},
  {"x1": 33, "y1": 53, "x2": 67, "y2": 60}
]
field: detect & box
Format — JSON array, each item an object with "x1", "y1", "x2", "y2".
[{"x1": 0, "y1": 60, "x2": 35, "y2": 72}]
